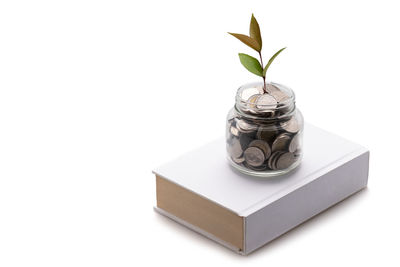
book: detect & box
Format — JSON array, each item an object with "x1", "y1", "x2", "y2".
[{"x1": 153, "y1": 123, "x2": 369, "y2": 255}]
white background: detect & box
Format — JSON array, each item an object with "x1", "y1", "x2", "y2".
[{"x1": 0, "y1": 0, "x2": 399, "y2": 266}]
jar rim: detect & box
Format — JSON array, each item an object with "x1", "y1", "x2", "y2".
[{"x1": 235, "y1": 81, "x2": 295, "y2": 108}]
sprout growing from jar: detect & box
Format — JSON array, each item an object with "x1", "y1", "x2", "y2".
[{"x1": 228, "y1": 14, "x2": 286, "y2": 93}]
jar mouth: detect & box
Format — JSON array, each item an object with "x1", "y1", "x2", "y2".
[
  {"x1": 234, "y1": 82, "x2": 296, "y2": 119},
  {"x1": 235, "y1": 81, "x2": 295, "y2": 107}
]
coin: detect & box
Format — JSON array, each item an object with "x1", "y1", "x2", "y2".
[
  {"x1": 280, "y1": 116, "x2": 300, "y2": 133},
  {"x1": 276, "y1": 152, "x2": 296, "y2": 170},
  {"x1": 229, "y1": 138, "x2": 243, "y2": 159},
  {"x1": 245, "y1": 94, "x2": 264, "y2": 115},
  {"x1": 236, "y1": 119, "x2": 258, "y2": 133},
  {"x1": 289, "y1": 133, "x2": 300, "y2": 153},
  {"x1": 268, "y1": 151, "x2": 284, "y2": 170},
  {"x1": 271, "y1": 133, "x2": 291, "y2": 152},
  {"x1": 230, "y1": 125, "x2": 240, "y2": 137},
  {"x1": 248, "y1": 140, "x2": 271, "y2": 160},
  {"x1": 265, "y1": 83, "x2": 280, "y2": 94},
  {"x1": 256, "y1": 94, "x2": 278, "y2": 109},
  {"x1": 240, "y1": 86, "x2": 264, "y2": 101},
  {"x1": 244, "y1": 162, "x2": 268, "y2": 171},
  {"x1": 247, "y1": 94, "x2": 262, "y2": 107},
  {"x1": 244, "y1": 146, "x2": 265, "y2": 167},
  {"x1": 240, "y1": 94, "x2": 257, "y2": 114},
  {"x1": 232, "y1": 156, "x2": 245, "y2": 164},
  {"x1": 270, "y1": 90, "x2": 290, "y2": 103}
]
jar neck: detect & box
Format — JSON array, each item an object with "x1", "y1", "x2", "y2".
[{"x1": 234, "y1": 82, "x2": 296, "y2": 120}]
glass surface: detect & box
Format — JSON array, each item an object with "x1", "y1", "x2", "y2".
[{"x1": 226, "y1": 82, "x2": 304, "y2": 177}]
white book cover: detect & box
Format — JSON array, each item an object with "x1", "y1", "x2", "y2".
[{"x1": 153, "y1": 123, "x2": 369, "y2": 254}]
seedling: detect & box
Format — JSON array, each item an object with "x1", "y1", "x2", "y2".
[{"x1": 229, "y1": 14, "x2": 286, "y2": 93}]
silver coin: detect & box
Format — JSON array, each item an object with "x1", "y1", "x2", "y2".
[
  {"x1": 247, "y1": 94, "x2": 262, "y2": 109},
  {"x1": 240, "y1": 94, "x2": 260, "y2": 114},
  {"x1": 244, "y1": 146, "x2": 265, "y2": 167},
  {"x1": 289, "y1": 134, "x2": 300, "y2": 153},
  {"x1": 280, "y1": 116, "x2": 300, "y2": 133},
  {"x1": 245, "y1": 162, "x2": 268, "y2": 171},
  {"x1": 240, "y1": 87, "x2": 264, "y2": 101},
  {"x1": 268, "y1": 151, "x2": 284, "y2": 170},
  {"x1": 232, "y1": 156, "x2": 245, "y2": 164},
  {"x1": 270, "y1": 90, "x2": 290, "y2": 103},
  {"x1": 265, "y1": 83, "x2": 280, "y2": 94},
  {"x1": 248, "y1": 140, "x2": 271, "y2": 160},
  {"x1": 271, "y1": 133, "x2": 291, "y2": 152},
  {"x1": 229, "y1": 138, "x2": 243, "y2": 159},
  {"x1": 267, "y1": 151, "x2": 276, "y2": 169},
  {"x1": 254, "y1": 109, "x2": 275, "y2": 118},
  {"x1": 267, "y1": 153, "x2": 274, "y2": 169},
  {"x1": 236, "y1": 119, "x2": 258, "y2": 133},
  {"x1": 230, "y1": 125, "x2": 240, "y2": 137},
  {"x1": 276, "y1": 152, "x2": 297, "y2": 170},
  {"x1": 255, "y1": 94, "x2": 278, "y2": 109},
  {"x1": 274, "y1": 151, "x2": 286, "y2": 170}
]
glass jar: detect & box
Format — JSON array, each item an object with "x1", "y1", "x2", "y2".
[{"x1": 226, "y1": 82, "x2": 304, "y2": 177}]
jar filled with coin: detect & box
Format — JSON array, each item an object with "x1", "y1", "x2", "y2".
[{"x1": 226, "y1": 82, "x2": 303, "y2": 177}]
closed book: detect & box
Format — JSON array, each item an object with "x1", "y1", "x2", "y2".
[{"x1": 153, "y1": 123, "x2": 369, "y2": 255}]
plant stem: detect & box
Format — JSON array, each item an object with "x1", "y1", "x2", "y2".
[{"x1": 258, "y1": 51, "x2": 266, "y2": 93}]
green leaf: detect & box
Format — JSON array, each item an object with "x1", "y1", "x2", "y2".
[
  {"x1": 228, "y1": 32, "x2": 261, "y2": 52},
  {"x1": 238, "y1": 53, "x2": 263, "y2": 77},
  {"x1": 263, "y1": 47, "x2": 286, "y2": 76},
  {"x1": 249, "y1": 14, "x2": 262, "y2": 50}
]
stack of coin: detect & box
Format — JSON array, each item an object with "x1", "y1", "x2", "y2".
[
  {"x1": 227, "y1": 116, "x2": 301, "y2": 171},
  {"x1": 238, "y1": 84, "x2": 293, "y2": 118},
  {"x1": 227, "y1": 84, "x2": 302, "y2": 173}
]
